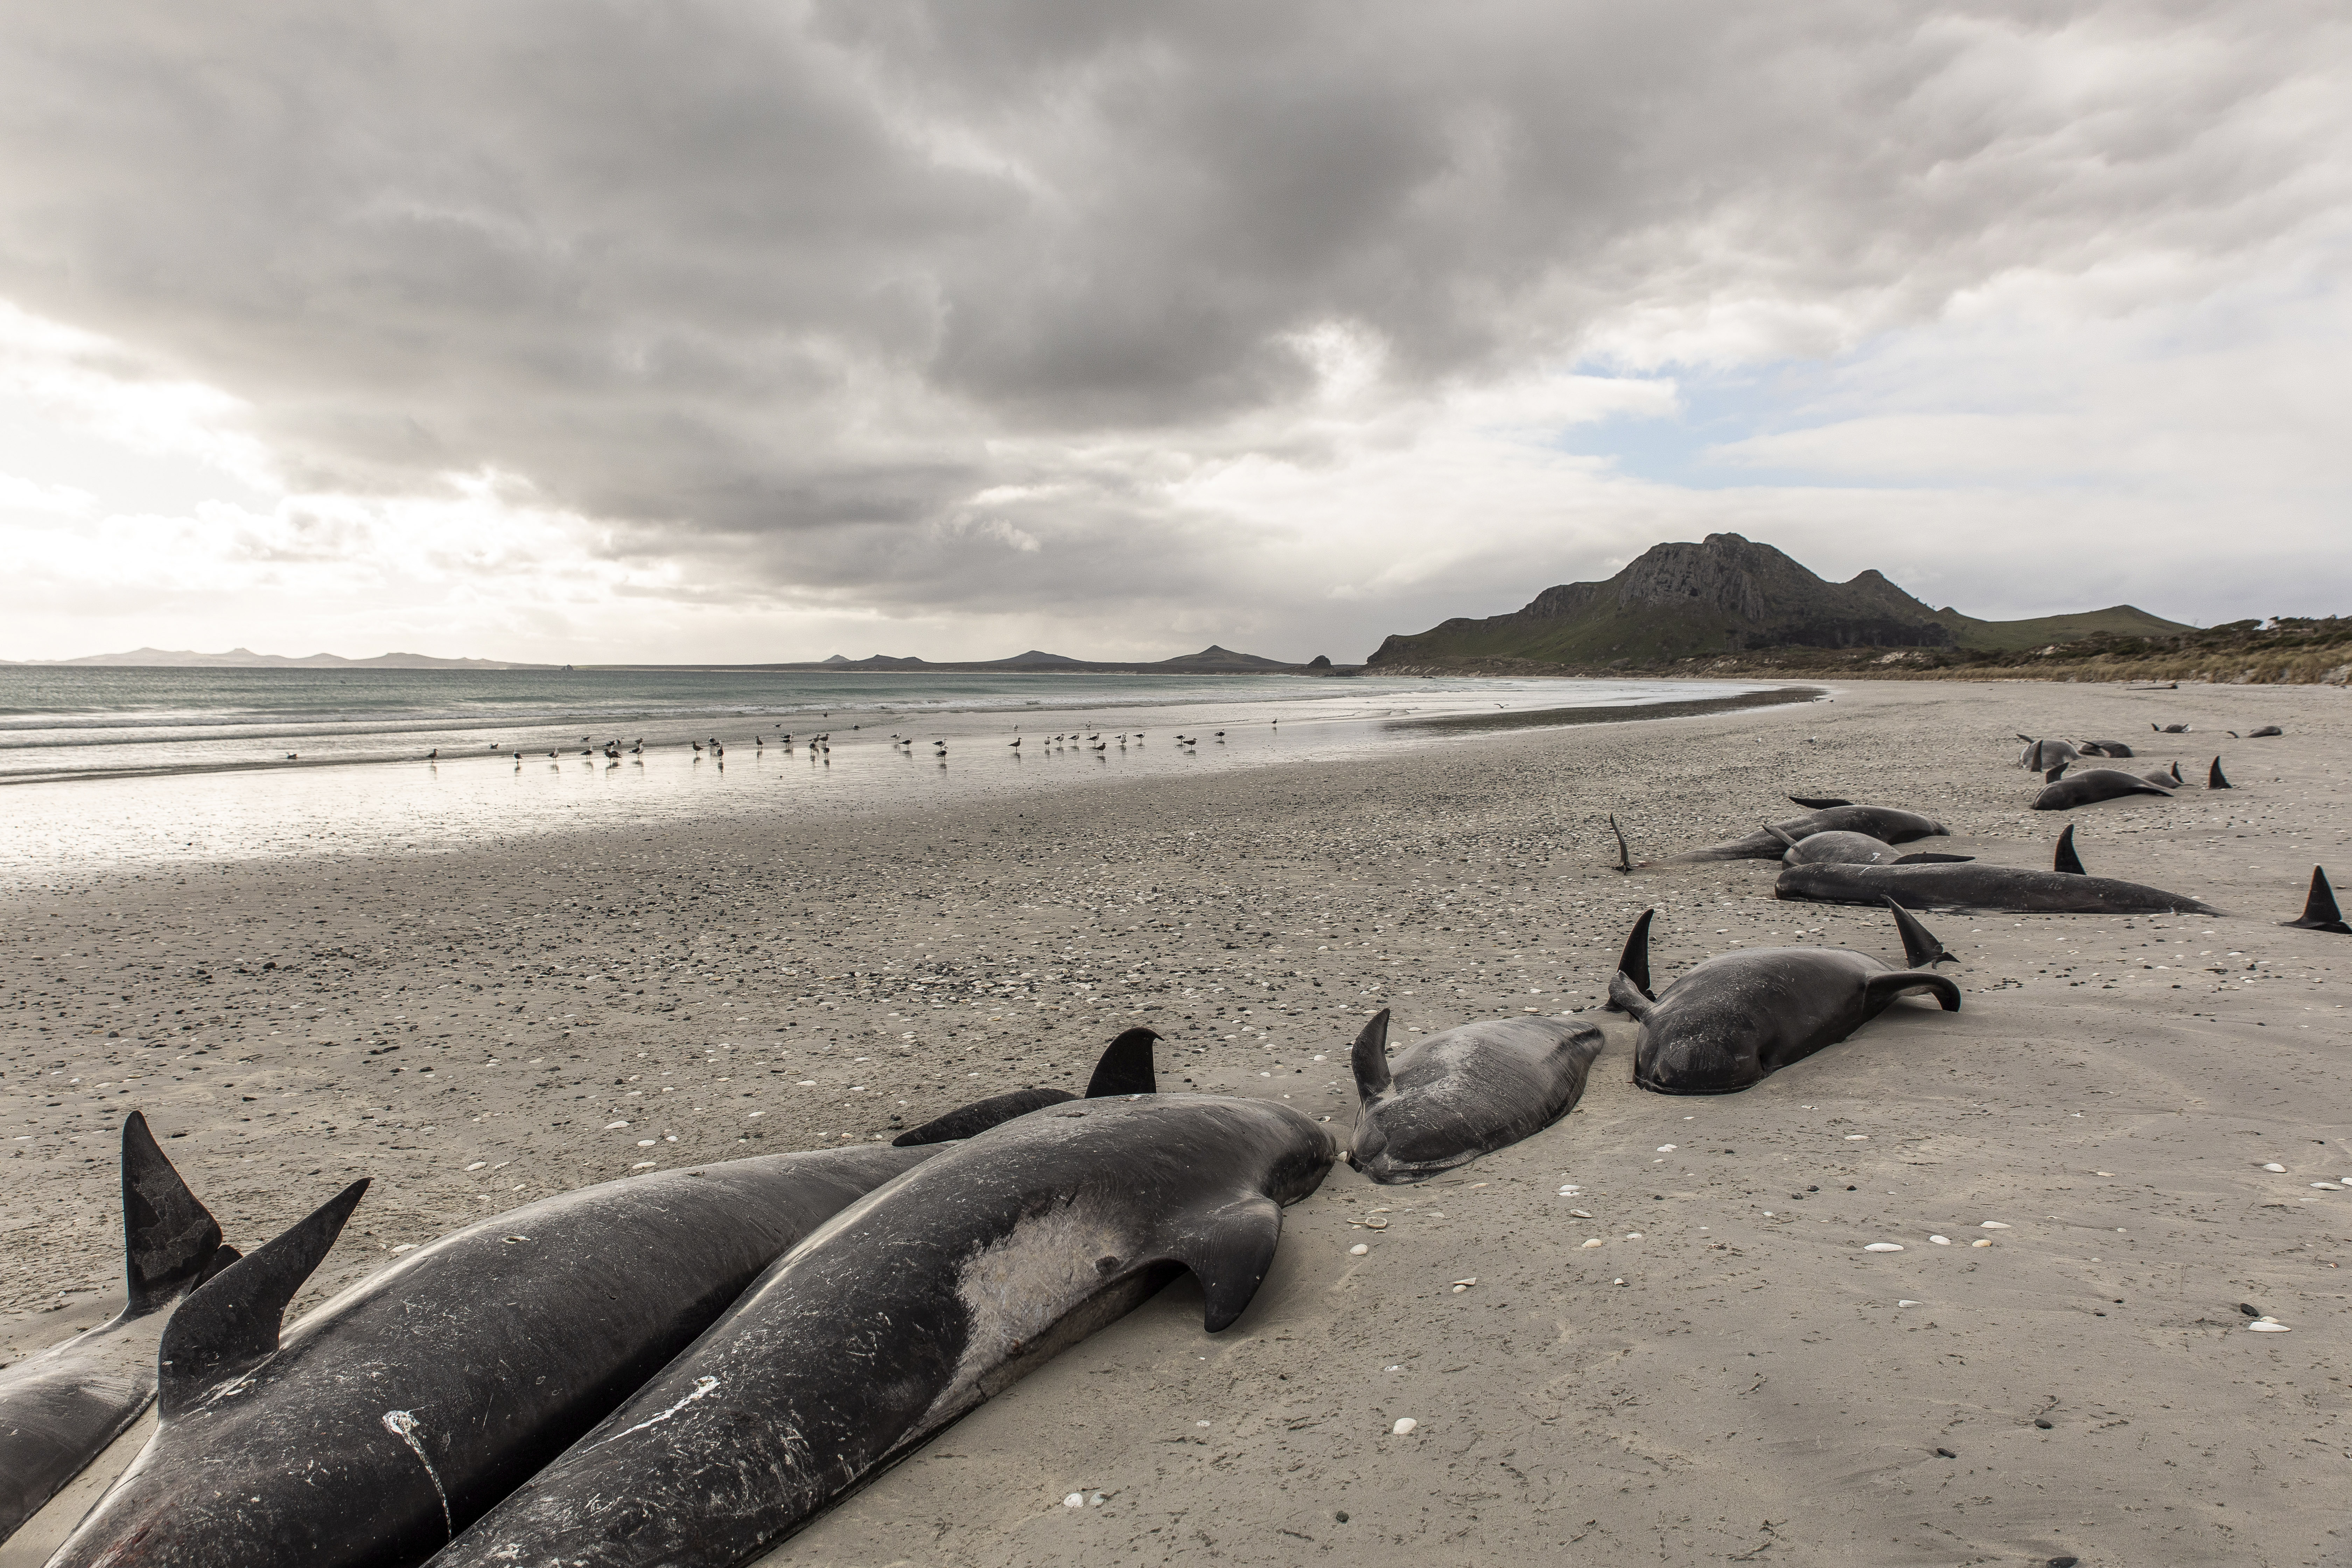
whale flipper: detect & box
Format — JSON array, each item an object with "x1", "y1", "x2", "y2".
[
  {"x1": 121, "y1": 1112, "x2": 225, "y2": 1317},
  {"x1": 1350, "y1": 1010, "x2": 1394, "y2": 1097},
  {"x1": 2283, "y1": 867, "x2": 2349, "y2": 934},
  {"x1": 1084, "y1": 1028, "x2": 1159, "y2": 1097},
  {"x1": 2208, "y1": 756, "x2": 2232, "y2": 790},
  {"x1": 1166, "y1": 1194, "x2": 1284, "y2": 1332},
  {"x1": 2055, "y1": 824, "x2": 2086, "y2": 876},
  {"x1": 159, "y1": 1180, "x2": 367, "y2": 1415},
  {"x1": 1884, "y1": 898, "x2": 1955, "y2": 968},
  {"x1": 1893, "y1": 852, "x2": 1972, "y2": 864},
  {"x1": 1787, "y1": 796, "x2": 1850, "y2": 810},
  {"x1": 1864, "y1": 971, "x2": 1961, "y2": 1013}
]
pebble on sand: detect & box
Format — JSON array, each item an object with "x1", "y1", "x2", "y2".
[
  {"x1": 1391, "y1": 1418, "x2": 1418, "y2": 1436},
  {"x1": 1581, "y1": 1238, "x2": 1604, "y2": 1248},
  {"x1": 1064, "y1": 1493, "x2": 1085, "y2": 1508},
  {"x1": 1350, "y1": 1243, "x2": 1369, "y2": 1255},
  {"x1": 1865, "y1": 1242, "x2": 1905, "y2": 1252}
]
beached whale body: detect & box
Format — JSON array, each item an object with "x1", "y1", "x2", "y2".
[
  {"x1": 46, "y1": 1144, "x2": 948, "y2": 1568},
  {"x1": 2017, "y1": 737, "x2": 2080, "y2": 771},
  {"x1": 1346, "y1": 1009, "x2": 1603, "y2": 1184},
  {"x1": 0, "y1": 1114, "x2": 234, "y2": 1545},
  {"x1": 1776, "y1": 860, "x2": 2220, "y2": 915},
  {"x1": 430, "y1": 1096, "x2": 1335, "y2": 1568},
  {"x1": 2031, "y1": 765, "x2": 2174, "y2": 810},
  {"x1": 894, "y1": 1027, "x2": 1157, "y2": 1144},
  {"x1": 1768, "y1": 827, "x2": 1972, "y2": 867},
  {"x1": 1610, "y1": 905, "x2": 1959, "y2": 1095},
  {"x1": 2078, "y1": 740, "x2": 2135, "y2": 758},
  {"x1": 1646, "y1": 805, "x2": 1949, "y2": 866}
]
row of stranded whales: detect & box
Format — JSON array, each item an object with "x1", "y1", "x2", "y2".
[
  {"x1": 431, "y1": 1096, "x2": 1335, "y2": 1568},
  {"x1": 2018, "y1": 737, "x2": 2144, "y2": 767},
  {"x1": 0, "y1": 1114, "x2": 239, "y2": 1543},
  {"x1": 1345, "y1": 1009, "x2": 1603, "y2": 1184},
  {"x1": 1608, "y1": 902, "x2": 1960, "y2": 1095},
  {"x1": 40, "y1": 1032, "x2": 1163, "y2": 1568}
]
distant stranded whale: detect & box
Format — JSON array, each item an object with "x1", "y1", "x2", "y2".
[
  {"x1": 1346, "y1": 1008, "x2": 1603, "y2": 1183},
  {"x1": 1609, "y1": 903, "x2": 1960, "y2": 1095},
  {"x1": 431, "y1": 1095, "x2": 1336, "y2": 1568},
  {"x1": 1637, "y1": 804, "x2": 1949, "y2": 866},
  {"x1": 1776, "y1": 852, "x2": 2220, "y2": 916},
  {"x1": 0, "y1": 1114, "x2": 237, "y2": 1545}
]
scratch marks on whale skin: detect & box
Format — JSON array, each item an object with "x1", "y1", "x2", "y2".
[
  {"x1": 921, "y1": 1198, "x2": 1133, "y2": 1427},
  {"x1": 380, "y1": 1410, "x2": 453, "y2": 1538},
  {"x1": 595, "y1": 1375, "x2": 722, "y2": 1447}
]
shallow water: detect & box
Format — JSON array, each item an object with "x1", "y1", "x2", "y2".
[{"x1": 0, "y1": 670, "x2": 1799, "y2": 886}]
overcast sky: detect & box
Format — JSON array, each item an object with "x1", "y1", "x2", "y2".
[{"x1": 2, "y1": 1, "x2": 2346, "y2": 664}]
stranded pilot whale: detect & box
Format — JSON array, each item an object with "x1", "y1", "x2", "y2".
[
  {"x1": 894, "y1": 1027, "x2": 1157, "y2": 1144},
  {"x1": 1776, "y1": 853, "x2": 2220, "y2": 915},
  {"x1": 1346, "y1": 1008, "x2": 1604, "y2": 1183},
  {"x1": 1764, "y1": 825, "x2": 1972, "y2": 866},
  {"x1": 1640, "y1": 805, "x2": 1949, "y2": 866},
  {"x1": 0, "y1": 1113, "x2": 236, "y2": 1545},
  {"x1": 45, "y1": 1140, "x2": 974, "y2": 1568},
  {"x1": 1609, "y1": 904, "x2": 1960, "y2": 1095},
  {"x1": 431, "y1": 1095, "x2": 1336, "y2": 1568},
  {"x1": 2031, "y1": 764, "x2": 2174, "y2": 810}
]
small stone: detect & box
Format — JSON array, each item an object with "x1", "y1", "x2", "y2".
[
  {"x1": 1865, "y1": 1242, "x2": 1904, "y2": 1252},
  {"x1": 2239, "y1": 1303, "x2": 2262, "y2": 1316},
  {"x1": 1391, "y1": 1418, "x2": 1417, "y2": 1436},
  {"x1": 2034, "y1": 1418, "x2": 2053, "y2": 1429},
  {"x1": 1335, "y1": 1511, "x2": 1349, "y2": 1523},
  {"x1": 1350, "y1": 1243, "x2": 1369, "y2": 1255},
  {"x1": 1935, "y1": 1447, "x2": 1956, "y2": 1458},
  {"x1": 2050, "y1": 1557, "x2": 2079, "y2": 1568}
]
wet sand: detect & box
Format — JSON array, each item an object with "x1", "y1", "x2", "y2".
[{"x1": 3, "y1": 679, "x2": 2347, "y2": 1566}]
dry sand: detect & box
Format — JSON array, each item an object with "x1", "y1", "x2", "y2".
[{"x1": 3, "y1": 679, "x2": 2348, "y2": 1567}]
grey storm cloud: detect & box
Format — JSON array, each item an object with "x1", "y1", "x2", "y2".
[{"x1": 1, "y1": 0, "x2": 2341, "y2": 637}]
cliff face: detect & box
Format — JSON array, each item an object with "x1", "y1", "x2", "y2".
[{"x1": 1371, "y1": 534, "x2": 1956, "y2": 667}]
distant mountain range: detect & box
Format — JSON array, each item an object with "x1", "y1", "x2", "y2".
[
  {"x1": 596, "y1": 645, "x2": 1342, "y2": 676},
  {"x1": 1368, "y1": 534, "x2": 2190, "y2": 670},
  {"x1": 4, "y1": 647, "x2": 550, "y2": 670}
]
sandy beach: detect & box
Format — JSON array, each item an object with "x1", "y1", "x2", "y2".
[{"x1": 4, "y1": 677, "x2": 2347, "y2": 1567}]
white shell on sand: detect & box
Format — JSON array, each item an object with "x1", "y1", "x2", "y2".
[
  {"x1": 1350, "y1": 1243, "x2": 1369, "y2": 1255},
  {"x1": 1971, "y1": 1239, "x2": 1993, "y2": 1248},
  {"x1": 2262, "y1": 1163, "x2": 2288, "y2": 1172},
  {"x1": 1624, "y1": 1232, "x2": 1644, "y2": 1240},
  {"x1": 604, "y1": 1120, "x2": 629, "y2": 1130},
  {"x1": 1064, "y1": 1493, "x2": 1085, "y2": 1508},
  {"x1": 1392, "y1": 1418, "x2": 1418, "y2": 1436},
  {"x1": 2248, "y1": 1319, "x2": 2292, "y2": 1332},
  {"x1": 1581, "y1": 1238, "x2": 1604, "y2": 1248},
  {"x1": 1569, "y1": 1208, "x2": 1593, "y2": 1218},
  {"x1": 1980, "y1": 1221, "x2": 2011, "y2": 1229},
  {"x1": 1865, "y1": 1242, "x2": 1904, "y2": 1252},
  {"x1": 1929, "y1": 1235, "x2": 1951, "y2": 1245},
  {"x1": 1897, "y1": 1299, "x2": 1921, "y2": 1307},
  {"x1": 1656, "y1": 1144, "x2": 1676, "y2": 1152},
  {"x1": 2311, "y1": 1183, "x2": 2342, "y2": 1190}
]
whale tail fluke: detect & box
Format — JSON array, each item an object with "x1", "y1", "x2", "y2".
[
  {"x1": 1606, "y1": 970, "x2": 1654, "y2": 1021},
  {"x1": 1167, "y1": 1194, "x2": 1284, "y2": 1333},
  {"x1": 2054, "y1": 823, "x2": 2086, "y2": 876},
  {"x1": 1893, "y1": 852, "x2": 1973, "y2": 863},
  {"x1": 1085, "y1": 1028, "x2": 1159, "y2": 1098},
  {"x1": 1788, "y1": 796, "x2": 1851, "y2": 809},
  {"x1": 120, "y1": 1112, "x2": 226, "y2": 1319},
  {"x1": 1608, "y1": 815, "x2": 1631, "y2": 875},
  {"x1": 1866, "y1": 971, "x2": 1962, "y2": 1013},
  {"x1": 159, "y1": 1179, "x2": 369, "y2": 1416},
  {"x1": 2208, "y1": 756, "x2": 2232, "y2": 790},
  {"x1": 1883, "y1": 897, "x2": 1955, "y2": 968},
  {"x1": 1349, "y1": 1010, "x2": 1394, "y2": 1098},
  {"x1": 1606, "y1": 910, "x2": 1656, "y2": 1010},
  {"x1": 2283, "y1": 867, "x2": 2350, "y2": 934}
]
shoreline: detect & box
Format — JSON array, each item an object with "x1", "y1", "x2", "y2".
[{"x1": 3, "y1": 677, "x2": 2345, "y2": 1566}]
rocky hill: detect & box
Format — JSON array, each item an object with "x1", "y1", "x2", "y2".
[{"x1": 1368, "y1": 534, "x2": 2187, "y2": 670}]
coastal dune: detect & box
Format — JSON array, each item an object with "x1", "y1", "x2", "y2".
[{"x1": 2, "y1": 680, "x2": 2345, "y2": 1566}]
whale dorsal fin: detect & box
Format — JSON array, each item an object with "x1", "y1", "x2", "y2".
[
  {"x1": 1788, "y1": 796, "x2": 1850, "y2": 810},
  {"x1": 120, "y1": 1112, "x2": 224, "y2": 1319},
  {"x1": 2054, "y1": 823, "x2": 2085, "y2": 876},
  {"x1": 2283, "y1": 866, "x2": 2350, "y2": 933},
  {"x1": 1349, "y1": 1010, "x2": 1393, "y2": 1098},
  {"x1": 2044, "y1": 764, "x2": 2068, "y2": 784},
  {"x1": 1166, "y1": 1194, "x2": 1283, "y2": 1333},
  {"x1": 159, "y1": 1179, "x2": 368, "y2": 1416},
  {"x1": 1883, "y1": 897, "x2": 1954, "y2": 968},
  {"x1": 1085, "y1": 1028, "x2": 1158, "y2": 1098},
  {"x1": 2208, "y1": 756, "x2": 2232, "y2": 790},
  {"x1": 1606, "y1": 909, "x2": 1656, "y2": 1010}
]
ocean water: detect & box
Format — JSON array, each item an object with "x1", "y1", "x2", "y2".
[{"x1": 0, "y1": 667, "x2": 1804, "y2": 884}]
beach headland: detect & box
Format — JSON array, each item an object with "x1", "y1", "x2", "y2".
[{"x1": 2, "y1": 679, "x2": 2345, "y2": 1566}]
